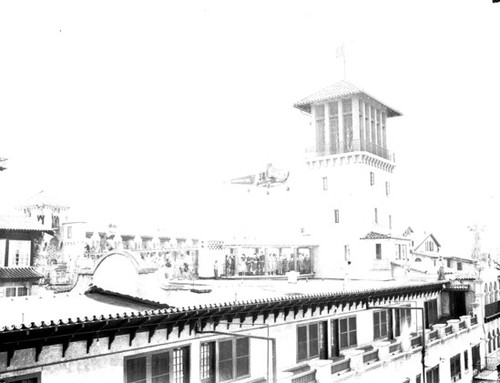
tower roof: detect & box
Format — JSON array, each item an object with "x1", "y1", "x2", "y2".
[
  {"x1": 293, "y1": 80, "x2": 402, "y2": 117},
  {"x1": 18, "y1": 190, "x2": 69, "y2": 211}
]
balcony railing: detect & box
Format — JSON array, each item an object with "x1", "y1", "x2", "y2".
[
  {"x1": 428, "y1": 329, "x2": 439, "y2": 341},
  {"x1": 363, "y1": 349, "x2": 379, "y2": 364},
  {"x1": 331, "y1": 358, "x2": 350, "y2": 374},
  {"x1": 291, "y1": 370, "x2": 316, "y2": 383},
  {"x1": 485, "y1": 302, "x2": 500, "y2": 320},
  {"x1": 307, "y1": 139, "x2": 395, "y2": 162},
  {"x1": 444, "y1": 325, "x2": 453, "y2": 335},
  {"x1": 410, "y1": 335, "x2": 423, "y2": 348},
  {"x1": 389, "y1": 342, "x2": 401, "y2": 354}
]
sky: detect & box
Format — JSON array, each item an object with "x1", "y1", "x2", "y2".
[{"x1": 0, "y1": 1, "x2": 499, "y2": 254}]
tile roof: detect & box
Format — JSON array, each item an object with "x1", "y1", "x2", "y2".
[
  {"x1": 0, "y1": 280, "x2": 445, "y2": 332},
  {"x1": 293, "y1": 80, "x2": 402, "y2": 117},
  {"x1": 0, "y1": 267, "x2": 43, "y2": 280},
  {"x1": 360, "y1": 231, "x2": 410, "y2": 241},
  {"x1": 0, "y1": 215, "x2": 50, "y2": 232}
]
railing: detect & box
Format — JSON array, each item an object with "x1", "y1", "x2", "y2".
[
  {"x1": 458, "y1": 321, "x2": 466, "y2": 330},
  {"x1": 291, "y1": 370, "x2": 316, "y2": 383},
  {"x1": 389, "y1": 342, "x2": 401, "y2": 354},
  {"x1": 444, "y1": 325, "x2": 453, "y2": 335},
  {"x1": 410, "y1": 335, "x2": 423, "y2": 348},
  {"x1": 471, "y1": 316, "x2": 478, "y2": 325},
  {"x1": 428, "y1": 330, "x2": 439, "y2": 341},
  {"x1": 307, "y1": 139, "x2": 395, "y2": 162},
  {"x1": 331, "y1": 358, "x2": 351, "y2": 374},
  {"x1": 363, "y1": 349, "x2": 379, "y2": 364}
]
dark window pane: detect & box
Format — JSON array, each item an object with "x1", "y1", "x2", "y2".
[
  {"x1": 219, "y1": 360, "x2": 233, "y2": 382},
  {"x1": 349, "y1": 317, "x2": 356, "y2": 330},
  {"x1": 127, "y1": 357, "x2": 146, "y2": 383},
  {"x1": 309, "y1": 324, "x2": 318, "y2": 340},
  {"x1": 349, "y1": 331, "x2": 357, "y2": 346},
  {"x1": 340, "y1": 319, "x2": 347, "y2": 332},
  {"x1": 152, "y1": 377, "x2": 169, "y2": 383},
  {"x1": 340, "y1": 333, "x2": 348, "y2": 348},
  {"x1": 374, "y1": 312, "x2": 380, "y2": 326},
  {"x1": 219, "y1": 340, "x2": 233, "y2": 361},
  {"x1": 152, "y1": 352, "x2": 169, "y2": 376},
  {"x1": 298, "y1": 341, "x2": 308, "y2": 361},
  {"x1": 236, "y1": 338, "x2": 249, "y2": 357},
  {"x1": 374, "y1": 325, "x2": 380, "y2": 339},
  {"x1": 236, "y1": 356, "x2": 250, "y2": 377},
  {"x1": 309, "y1": 338, "x2": 319, "y2": 357},
  {"x1": 298, "y1": 326, "x2": 307, "y2": 342}
]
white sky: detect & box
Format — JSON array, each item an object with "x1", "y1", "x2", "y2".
[{"x1": 1, "y1": 1, "x2": 499, "y2": 254}]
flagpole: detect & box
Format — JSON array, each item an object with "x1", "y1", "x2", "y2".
[{"x1": 343, "y1": 49, "x2": 346, "y2": 80}]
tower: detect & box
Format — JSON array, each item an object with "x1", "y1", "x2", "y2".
[{"x1": 294, "y1": 80, "x2": 404, "y2": 278}]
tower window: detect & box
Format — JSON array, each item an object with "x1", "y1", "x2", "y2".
[
  {"x1": 334, "y1": 209, "x2": 340, "y2": 223},
  {"x1": 375, "y1": 244, "x2": 382, "y2": 260},
  {"x1": 322, "y1": 177, "x2": 328, "y2": 191},
  {"x1": 344, "y1": 245, "x2": 350, "y2": 262},
  {"x1": 374, "y1": 208, "x2": 378, "y2": 224},
  {"x1": 385, "y1": 181, "x2": 390, "y2": 196},
  {"x1": 370, "y1": 172, "x2": 375, "y2": 186}
]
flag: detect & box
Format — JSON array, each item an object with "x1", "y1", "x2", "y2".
[{"x1": 336, "y1": 44, "x2": 345, "y2": 58}]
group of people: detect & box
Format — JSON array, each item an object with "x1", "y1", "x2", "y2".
[{"x1": 221, "y1": 252, "x2": 311, "y2": 276}]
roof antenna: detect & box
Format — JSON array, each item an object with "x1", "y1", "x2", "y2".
[{"x1": 336, "y1": 43, "x2": 346, "y2": 80}]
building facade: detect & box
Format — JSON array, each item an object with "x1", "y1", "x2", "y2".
[{"x1": 0, "y1": 273, "x2": 490, "y2": 383}]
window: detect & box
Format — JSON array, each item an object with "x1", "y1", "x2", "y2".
[
  {"x1": 342, "y1": 99, "x2": 353, "y2": 152},
  {"x1": 446, "y1": 259, "x2": 451, "y2": 268},
  {"x1": 386, "y1": 181, "x2": 390, "y2": 196},
  {"x1": 472, "y1": 344, "x2": 480, "y2": 371},
  {"x1": 322, "y1": 177, "x2": 328, "y2": 191},
  {"x1": 5, "y1": 287, "x2": 16, "y2": 297},
  {"x1": 67, "y1": 226, "x2": 73, "y2": 239},
  {"x1": 375, "y1": 244, "x2": 382, "y2": 260},
  {"x1": 125, "y1": 346, "x2": 190, "y2": 383},
  {"x1": 2, "y1": 374, "x2": 40, "y2": 383},
  {"x1": 17, "y1": 286, "x2": 29, "y2": 296},
  {"x1": 219, "y1": 338, "x2": 249, "y2": 382},
  {"x1": 425, "y1": 241, "x2": 435, "y2": 252},
  {"x1": 339, "y1": 316, "x2": 357, "y2": 349},
  {"x1": 334, "y1": 209, "x2": 340, "y2": 224},
  {"x1": 200, "y1": 342, "x2": 215, "y2": 383},
  {"x1": 464, "y1": 350, "x2": 469, "y2": 371},
  {"x1": 315, "y1": 105, "x2": 326, "y2": 155},
  {"x1": 425, "y1": 299, "x2": 438, "y2": 328},
  {"x1": 344, "y1": 245, "x2": 350, "y2": 262},
  {"x1": 396, "y1": 244, "x2": 407, "y2": 260},
  {"x1": 450, "y1": 353, "x2": 461, "y2": 381},
  {"x1": 374, "y1": 208, "x2": 378, "y2": 224},
  {"x1": 457, "y1": 262, "x2": 463, "y2": 271},
  {"x1": 370, "y1": 171, "x2": 375, "y2": 186},
  {"x1": 395, "y1": 307, "x2": 412, "y2": 336},
  {"x1": 373, "y1": 310, "x2": 388, "y2": 340},
  {"x1": 416, "y1": 374, "x2": 421, "y2": 383},
  {"x1": 297, "y1": 323, "x2": 319, "y2": 362},
  {"x1": 329, "y1": 102, "x2": 339, "y2": 154},
  {"x1": 426, "y1": 365, "x2": 439, "y2": 383}
]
